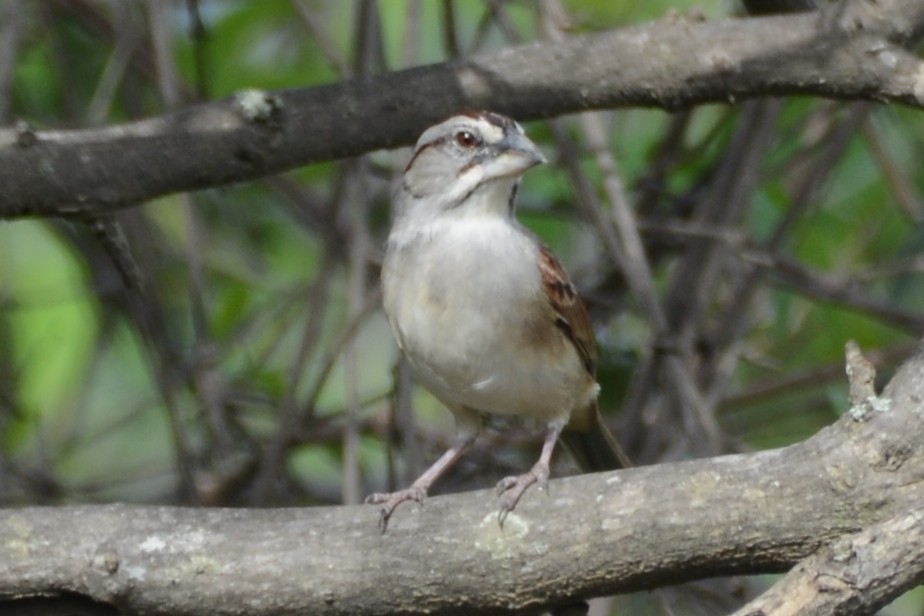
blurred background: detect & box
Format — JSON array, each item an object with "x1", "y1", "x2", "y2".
[{"x1": 1, "y1": 1, "x2": 922, "y2": 614}]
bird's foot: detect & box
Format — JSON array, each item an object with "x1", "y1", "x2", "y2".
[
  {"x1": 365, "y1": 486, "x2": 427, "y2": 532},
  {"x1": 495, "y1": 462, "x2": 549, "y2": 527}
]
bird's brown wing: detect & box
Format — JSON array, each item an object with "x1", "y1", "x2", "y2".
[
  {"x1": 537, "y1": 243, "x2": 597, "y2": 377},
  {"x1": 538, "y1": 243, "x2": 630, "y2": 471}
]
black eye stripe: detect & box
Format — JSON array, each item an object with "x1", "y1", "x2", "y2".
[
  {"x1": 405, "y1": 129, "x2": 490, "y2": 172},
  {"x1": 404, "y1": 136, "x2": 449, "y2": 172}
]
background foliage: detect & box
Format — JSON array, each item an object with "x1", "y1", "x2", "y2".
[{"x1": 1, "y1": 1, "x2": 922, "y2": 613}]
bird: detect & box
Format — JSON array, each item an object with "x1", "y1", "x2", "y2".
[{"x1": 367, "y1": 111, "x2": 629, "y2": 530}]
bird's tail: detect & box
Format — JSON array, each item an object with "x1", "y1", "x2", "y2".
[{"x1": 560, "y1": 407, "x2": 630, "y2": 472}]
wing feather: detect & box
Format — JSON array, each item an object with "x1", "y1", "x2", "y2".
[{"x1": 537, "y1": 244, "x2": 597, "y2": 377}]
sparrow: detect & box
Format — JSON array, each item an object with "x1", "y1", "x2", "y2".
[{"x1": 367, "y1": 111, "x2": 628, "y2": 530}]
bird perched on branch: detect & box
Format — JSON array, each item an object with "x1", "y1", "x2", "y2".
[{"x1": 367, "y1": 111, "x2": 628, "y2": 530}]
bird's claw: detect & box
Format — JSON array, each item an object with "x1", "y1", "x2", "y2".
[
  {"x1": 495, "y1": 466, "x2": 549, "y2": 528},
  {"x1": 365, "y1": 486, "x2": 427, "y2": 533}
]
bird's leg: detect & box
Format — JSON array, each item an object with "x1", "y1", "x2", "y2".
[
  {"x1": 366, "y1": 434, "x2": 475, "y2": 531},
  {"x1": 496, "y1": 423, "x2": 562, "y2": 526}
]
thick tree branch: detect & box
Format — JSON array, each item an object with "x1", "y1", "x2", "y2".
[
  {"x1": 732, "y1": 508, "x2": 924, "y2": 616},
  {"x1": 2, "y1": 343, "x2": 924, "y2": 615},
  {"x1": 3, "y1": 0, "x2": 924, "y2": 219},
  {"x1": 727, "y1": 342, "x2": 924, "y2": 615}
]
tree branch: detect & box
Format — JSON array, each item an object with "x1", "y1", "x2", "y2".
[
  {"x1": 3, "y1": 0, "x2": 924, "y2": 219},
  {"x1": 731, "y1": 508, "x2": 924, "y2": 616},
  {"x1": 2, "y1": 343, "x2": 924, "y2": 615}
]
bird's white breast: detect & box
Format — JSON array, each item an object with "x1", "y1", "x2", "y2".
[{"x1": 382, "y1": 212, "x2": 594, "y2": 425}]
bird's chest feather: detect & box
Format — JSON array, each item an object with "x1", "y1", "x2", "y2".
[
  {"x1": 382, "y1": 217, "x2": 586, "y2": 419},
  {"x1": 384, "y1": 217, "x2": 538, "y2": 354}
]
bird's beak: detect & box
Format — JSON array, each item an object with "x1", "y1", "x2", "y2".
[{"x1": 482, "y1": 132, "x2": 547, "y2": 179}]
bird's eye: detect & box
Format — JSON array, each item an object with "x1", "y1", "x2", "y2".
[{"x1": 454, "y1": 130, "x2": 479, "y2": 148}]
